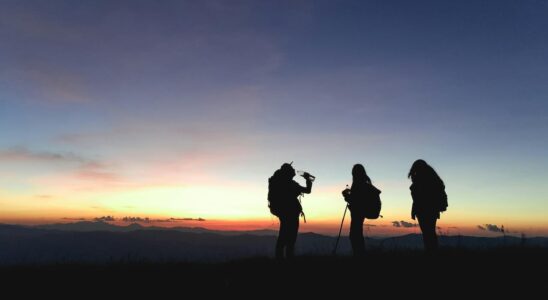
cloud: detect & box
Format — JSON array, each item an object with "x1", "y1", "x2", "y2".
[
  {"x1": 401, "y1": 221, "x2": 417, "y2": 228},
  {"x1": 392, "y1": 221, "x2": 418, "y2": 228},
  {"x1": 478, "y1": 224, "x2": 505, "y2": 233},
  {"x1": 62, "y1": 217, "x2": 87, "y2": 221},
  {"x1": 0, "y1": 147, "x2": 89, "y2": 165},
  {"x1": 53, "y1": 121, "x2": 263, "y2": 188},
  {"x1": 121, "y1": 216, "x2": 150, "y2": 223},
  {"x1": 0, "y1": 146, "x2": 126, "y2": 190},
  {"x1": 74, "y1": 162, "x2": 122, "y2": 184},
  {"x1": 94, "y1": 216, "x2": 115, "y2": 222},
  {"x1": 120, "y1": 217, "x2": 206, "y2": 223}
]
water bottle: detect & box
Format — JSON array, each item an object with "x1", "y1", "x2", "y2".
[{"x1": 297, "y1": 170, "x2": 315, "y2": 182}]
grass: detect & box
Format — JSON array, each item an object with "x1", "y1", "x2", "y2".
[{"x1": 1, "y1": 247, "x2": 546, "y2": 295}]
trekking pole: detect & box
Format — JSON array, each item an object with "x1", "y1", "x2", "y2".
[{"x1": 332, "y1": 203, "x2": 348, "y2": 255}]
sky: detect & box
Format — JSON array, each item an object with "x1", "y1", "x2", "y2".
[{"x1": 1, "y1": 0, "x2": 547, "y2": 236}]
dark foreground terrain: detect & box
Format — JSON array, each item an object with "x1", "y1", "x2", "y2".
[
  {"x1": 1, "y1": 223, "x2": 546, "y2": 295},
  {"x1": 1, "y1": 248, "x2": 546, "y2": 296}
]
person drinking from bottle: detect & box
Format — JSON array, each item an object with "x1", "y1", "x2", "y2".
[{"x1": 267, "y1": 162, "x2": 314, "y2": 259}]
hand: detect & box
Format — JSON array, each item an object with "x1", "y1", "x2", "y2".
[
  {"x1": 411, "y1": 212, "x2": 416, "y2": 220},
  {"x1": 342, "y1": 188, "x2": 350, "y2": 197},
  {"x1": 342, "y1": 189, "x2": 351, "y2": 202}
]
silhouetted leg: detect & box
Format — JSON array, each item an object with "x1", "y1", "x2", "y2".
[
  {"x1": 431, "y1": 217, "x2": 438, "y2": 250},
  {"x1": 285, "y1": 213, "x2": 300, "y2": 259},
  {"x1": 418, "y1": 214, "x2": 438, "y2": 252},
  {"x1": 431, "y1": 216, "x2": 438, "y2": 250},
  {"x1": 349, "y1": 211, "x2": 365, "y2": 257},
  {"x1": 276, "y1": 215, "x2": 289, "y2": 259},
  {"x1": 418, "y1": 214, "x2": 432, "y2": 250}
]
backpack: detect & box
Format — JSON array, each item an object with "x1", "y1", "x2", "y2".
[
  {"x1": 363, "y1": 185, "x2": 382, "y2": 219},
  {"x1": 439, "y1": 187, "x2": 448, "y2": 212},
  {"x1": 267, "y1": 172, "x2": 282, "y2": 217}
]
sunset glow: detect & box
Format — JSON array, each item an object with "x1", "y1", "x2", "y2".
[{"x1": 1, "y1": 0, "x2": 548, "y2": 237}]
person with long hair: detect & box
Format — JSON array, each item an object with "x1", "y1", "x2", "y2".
[
  {"x1": 342, "y1": 164, "x2": 380, "y2": 257},
  {"x1": 408, "y1": 159, "x2": 448, "y2": 251}
]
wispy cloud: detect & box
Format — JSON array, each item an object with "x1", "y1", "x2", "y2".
[
  {"x1": 392, "y1": 221, "x2": 418, "y2": 228},
  {"x1": 94, "y1": 216, "x2": 115, "y2": 222},
  {"x1": 74, "y1": 162, "x2": 122, "y2": 184},
  {"x1": 0, "y1": 147, "x2": 89, "y2": 164},
  {"x1": 54, "y1": 121, "x2": 262, "y2": 187},
  {"x1": 478, "y1": 224, "x2": 505, "y2": 233},
  {"x1": 0, "y1": 146, "x2": 124, "y2": 189},
  {"x1": 121, "y1": 216, "x2": 150, "y2": 223}
]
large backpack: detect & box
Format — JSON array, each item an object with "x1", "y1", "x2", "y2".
[
  {"x1": 267, "y1": 172, "x2": 283, "y2": 217},
  {"x1": 439, "y1": 185, "x2": 448, "y2": 212},
  {"x1": 363, "y1": 185, "x2": 382, "y2": 219}
]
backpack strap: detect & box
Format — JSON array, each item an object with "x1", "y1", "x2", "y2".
[{"x1": 298, "y1": 194, "x2": 306, "y2": 223}]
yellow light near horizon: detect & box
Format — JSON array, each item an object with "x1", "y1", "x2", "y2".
[
  {"x1": 94, "y1": 184, "x2": 270, "y2": 220},
  {"x1": 1, "y1": 183, "x2": 548, "y2": 236}
]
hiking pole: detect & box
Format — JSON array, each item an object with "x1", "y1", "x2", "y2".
[{"x1": 332, "y1": 203, "x2": 348, "y2": 255}]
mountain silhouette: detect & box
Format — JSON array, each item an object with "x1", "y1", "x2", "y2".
[
  {"x1": 35, "y1": 221, "x2": 278, "y2": 235},
  {"x1": 0, "y1": 222, "x2": 546, "y2": 265}
]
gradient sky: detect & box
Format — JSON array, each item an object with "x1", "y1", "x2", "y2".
[{"x1": 1, "y1": 0, "x2": 547, "y2": 236}]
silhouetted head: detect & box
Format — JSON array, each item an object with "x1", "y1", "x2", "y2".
[
  {"x1": 352, "y1": 164, "x2": 371, "y2": 184},
  {"x1": 408, "y1": 159, "x2": 443, "y2": 184},
  {"x1": 279, "y1": 162, "x2": 296, "y2": 179}
]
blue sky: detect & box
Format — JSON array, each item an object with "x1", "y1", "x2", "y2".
[{"x1": 1, "y1": 0, "x2": 547, "y2": 235}]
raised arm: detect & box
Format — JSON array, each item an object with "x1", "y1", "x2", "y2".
[
  {"x1": 303, "y1": 178, "x2": 312, "y2": 194},
  {"x1": 295, "y1": 178, "x2": 313, "y2": 194}
]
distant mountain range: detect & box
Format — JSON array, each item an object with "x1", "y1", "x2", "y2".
[
  {"x1": 0, "y1": 221, "x2": 546, "y2": 265},
  {"x1": 36, "y1": 221, "x2": 279, "y2": 236}
]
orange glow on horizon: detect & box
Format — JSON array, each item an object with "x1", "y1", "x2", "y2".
[{"x1": 2, "y1": 215, "x2": 547, "y2": 237}]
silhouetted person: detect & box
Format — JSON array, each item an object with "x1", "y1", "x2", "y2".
[
  {"x1": 342, "y1": 164, "x2": 380, "y2": 257},
  {"x1": 408, "y1": 159, "x2": 448, "y2": 252},
  {"x1": 268, "y1": 163, "x2": 313, "y2": 259}
]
